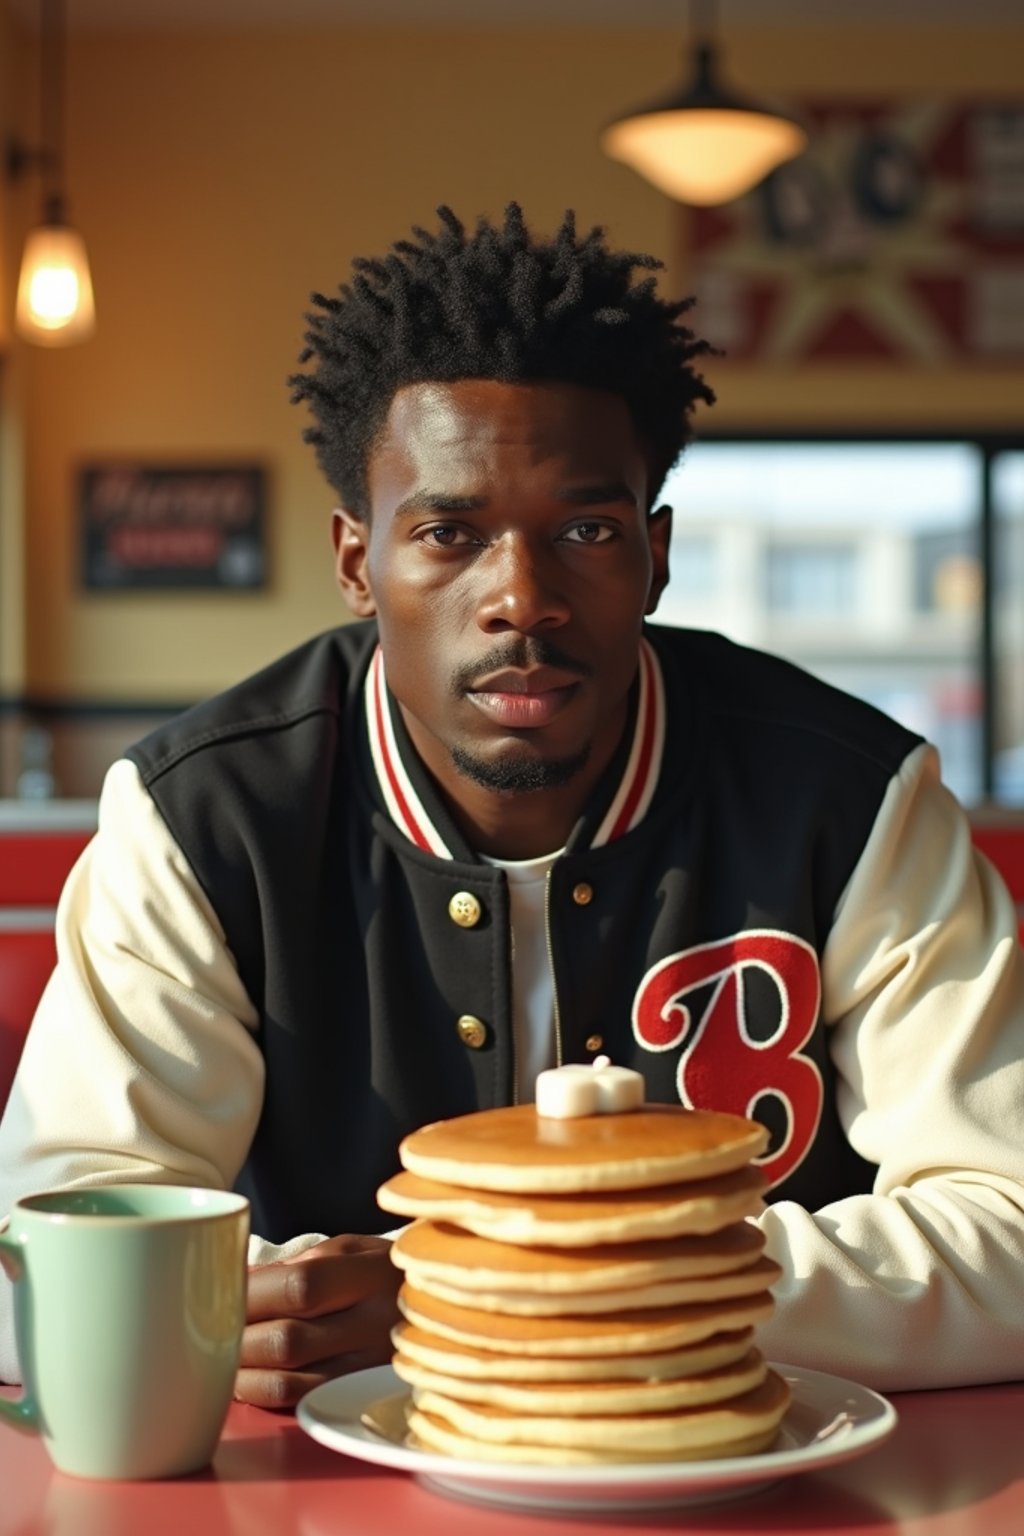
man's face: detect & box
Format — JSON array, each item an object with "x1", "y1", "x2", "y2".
[{"x1": 334, "y1": 378, "x2": 669, "y2": 823}]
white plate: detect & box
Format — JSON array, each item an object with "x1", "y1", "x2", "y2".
[{"x1": 296, "y1": 1362, "x2": 897, "y2": 1513}]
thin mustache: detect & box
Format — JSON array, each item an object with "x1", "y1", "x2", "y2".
[{"x1": 451, "y1": 639, "x2": 593, "y2": 695}]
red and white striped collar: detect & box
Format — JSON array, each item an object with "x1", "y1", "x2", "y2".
[{"x1": 364, "y1": 637, "x2": 665, "y2": 859}]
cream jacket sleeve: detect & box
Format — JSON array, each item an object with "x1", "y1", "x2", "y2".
[
  {"x1": 756, "y1": 741, "x2": 1024, "y2": 1390},
  {"x1": 0, "y1": 759, "x2": 328, "y2": 1385}
]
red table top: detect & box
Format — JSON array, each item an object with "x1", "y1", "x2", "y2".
[{"x1": 3, "y1": 1379, "x2": 1023, "y2": 1536}]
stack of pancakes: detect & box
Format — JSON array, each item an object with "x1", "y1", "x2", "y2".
[{"x1": 376, "y1": 1101, "x2": 790, "y2": 1464}]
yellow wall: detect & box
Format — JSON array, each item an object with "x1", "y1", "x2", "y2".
[
  {"x1": 0, "y1": 6, "x2": 29, "y2": 698},
  {"x1": 8, "y1": 18, "x2": 1024, "y2": 704}
]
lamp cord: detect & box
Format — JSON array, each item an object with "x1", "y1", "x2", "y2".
[
  {"x1": 691, "y1": 0, "x2": 717, "y2": 46},
  {"x1": 40, "y1": 0, "x2": 66, "y2": 219}
]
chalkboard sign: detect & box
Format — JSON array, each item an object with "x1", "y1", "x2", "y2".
[{"x1": 79, "y1": 463, "x2": 267, "y2": 590}]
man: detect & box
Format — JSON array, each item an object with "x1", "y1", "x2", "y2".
[{"x1": 2, "y1": 205, "x2": 1023, "y2": 1409}]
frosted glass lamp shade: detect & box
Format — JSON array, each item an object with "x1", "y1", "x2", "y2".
[
  {"x1": 15, "y1": 221, "x2": 96, "y2": 345},
  {"x1": 601, "y1": 108, "x2": 807, "y2": 206}
]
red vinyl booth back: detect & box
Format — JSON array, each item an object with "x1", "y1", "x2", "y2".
[
  {"x1": 0, "y1": 825, "x2": 94, "y2": 1112},
  {"x1": 970, "y1": 824, "x2": 1024, "y2": 941}
]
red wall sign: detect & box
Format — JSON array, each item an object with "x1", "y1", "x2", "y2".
[
  {"x1": 679, "y1": 100, "x2": 1024, "y2": 364},
  {"x1": 79, "y1": 463, "x2": 267, "y2": 590}
]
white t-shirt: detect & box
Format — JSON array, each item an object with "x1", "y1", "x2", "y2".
[{"x1": 480, "y1": 847, "x2": 564, "y2": 1102}]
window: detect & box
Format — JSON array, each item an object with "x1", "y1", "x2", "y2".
[
  {"x1": 657, "y1": 437, "x2": 1022, "y2": 807},
  {"x1": 664, "y1": 535, "x2": 719, "y2": 601},
  {"x1": 994, "y1": 451, "x2": 1024, "y2": 804},
  {"x1": 765, "y1": 542, "x2": 859, "y2": 616}
]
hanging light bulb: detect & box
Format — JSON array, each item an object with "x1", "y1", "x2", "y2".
[
  {"x1": 9, "y1": 0, "x2": 96, "y2": 346},
  {"x1": 16, "y1": 195, "x2": 95, "y2": 345},
  {"x1": 601, "y1": 0, "x2": 807, "y2": 206}
]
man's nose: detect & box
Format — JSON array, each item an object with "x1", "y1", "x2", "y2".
[{"x1": 475, "y1": 536, "x2": 571, "y2": 633}]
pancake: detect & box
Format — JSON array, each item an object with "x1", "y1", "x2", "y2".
[
  {"x1": 398, "y1": 1282, "x2": 775, "y2": 1355},
  {"x1": 392, "y1": 1346, "x2": 768, "y2": 1413},
  {"x1": 408, "y1": 1409, "x2": 780, "y2": 1464},
  {"x1": 398, "y1": 1103, "x2": 769, "y2": 1193},
  {"x1": 406, "y1": 1254, "x2": 782, "y2": 1317},
  {"x1": 391, "y1": 1320, "x2": 758, "y2": 1382},
  {"x1": 390, "y1": 1218, "x2": 766, "y2": 1293},
  {"x1": 378, "y1": 1165, "x2": 766, "y2": 1245},
  {"x1": 409, "y1": 1368, "x2": 790, "y2": 1454}
]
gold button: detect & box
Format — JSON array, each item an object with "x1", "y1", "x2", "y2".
[
  {"x1": 585, "y1": 1033, "x2": 604, "y2": 1053},
  {"x1": 457, "y1": 1015, "x2": 487, "y2": 1049},
  {"x1": 572, "y1": 882, "x2": 594, "y2": 906},
  {"x1": 449, "y1": 891, "x2": 482, "y2": 928}
]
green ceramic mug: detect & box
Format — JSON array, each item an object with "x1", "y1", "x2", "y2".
[{"x1": 0, "y1": 1184, "x2": 249, "y2": 1479}]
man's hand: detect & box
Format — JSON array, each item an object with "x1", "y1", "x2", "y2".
[{"x1": 236, "y1": 1233, "x2": 402, "y2": 1410}]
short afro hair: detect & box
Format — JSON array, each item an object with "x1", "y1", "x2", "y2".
[{"x1": 289, "y1": 203, "x2": 715, "y2": 517}]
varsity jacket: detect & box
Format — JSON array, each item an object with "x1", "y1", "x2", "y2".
[
  {"x1": 3, "y1": 620, "x2": 1024, "y2": 1391},
  {"x1": 133, "y1": 619, "x2": 921, "y2": 1236}
]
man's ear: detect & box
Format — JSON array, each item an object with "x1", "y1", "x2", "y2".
[
  {"x1": 332, "y1": 508, "x2": 376, "y2": 617},
  {"x1": 645, "y1": 503, "x2": 672, "y2": 615}
]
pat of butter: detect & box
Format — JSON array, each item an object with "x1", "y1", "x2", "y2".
[{"x1": 535, "y1": 1056, "x2": 644, "y2": 1119}]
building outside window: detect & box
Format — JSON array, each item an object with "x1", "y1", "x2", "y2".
[
  {"x1": 764, "y1": 542, "x2": 860, "y2": 617},
  {"x1": 665, "y1": 534, "x2": 720, "y2": 602},
  {"x1": 994, "y1": 451, "x2": 1024, "y2": 801},
  {"x1": 657, "y1": 439, "x2": 1022, "y2": 808}
]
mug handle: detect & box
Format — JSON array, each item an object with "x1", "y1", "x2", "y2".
[{"x1": 0, "y1": 1233, "x2": 40, "y2": 1433}]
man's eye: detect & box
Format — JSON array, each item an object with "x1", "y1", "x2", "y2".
[
  {"x1": 564, "y1": 521, "x2": 615, "y2": 544},
  {"x1": 421, "y1": 525, "x2": 473, "y2": 548}
]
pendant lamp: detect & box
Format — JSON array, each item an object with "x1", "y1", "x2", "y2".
[
  {"x1": 601, "y1": 0, "x2": 807, "y2": 207},
  {"x1": 8, "y1": 0, "x2": 95, "y2": 345}
]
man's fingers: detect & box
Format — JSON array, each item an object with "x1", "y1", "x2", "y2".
[
  {"x1": 235, "y1": 1339, "x2": 397, "y2": 1411},
  {"x1": 240, "y1": 1304, "x2": 391, "y2": 1371},
  {"x1": 234, "y1": 1358, "x2": 355, "y2": 1412},
  {"x1": 246, "y1": 1239, "x2": 397, "y2": 1324}
]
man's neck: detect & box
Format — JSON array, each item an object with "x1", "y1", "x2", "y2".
[
  {"x1": 441, "y1": 780, "x2": 587, "y2": 860},
  {"x1": 398, "y1": 701, "x2": 631, "y2": 861}
]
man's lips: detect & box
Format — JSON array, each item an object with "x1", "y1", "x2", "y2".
[
  {"x1": 468, "y1": 686, "x2": 578, "y2": 729},
  {"x1": 465, "y1": 668, "x2": 582, "y2": 729}
]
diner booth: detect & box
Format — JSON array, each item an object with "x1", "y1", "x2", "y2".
[{"x1": 2, "y1": 1, "x2": 1024, "y2": 1529}]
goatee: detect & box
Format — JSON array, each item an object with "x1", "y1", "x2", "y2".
[{"x1": 450, "y1": 744, "x2": 590, "y2": 793}]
